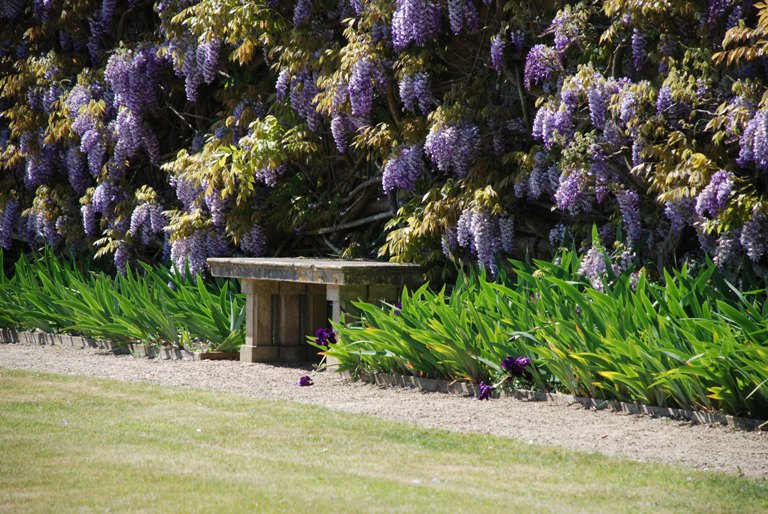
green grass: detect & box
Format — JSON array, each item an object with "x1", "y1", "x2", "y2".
[{"x1": 0, "y1": 369, "x2": 765, "y2": 513}]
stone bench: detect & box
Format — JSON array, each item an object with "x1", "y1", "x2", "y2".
[{"x1": 207, "y1": 258, "x2": 424, "y2": 363}]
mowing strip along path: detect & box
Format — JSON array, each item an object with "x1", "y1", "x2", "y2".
[{"x1": 0, "y1": 342, "x2": 766, "y2": 478}]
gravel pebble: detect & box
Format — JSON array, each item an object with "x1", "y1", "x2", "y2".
[{"x1": 1, "y1": 343, "x2": 767, "y2": 477}]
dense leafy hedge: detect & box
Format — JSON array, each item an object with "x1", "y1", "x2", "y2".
[
  {"x1": 325, "y1": 249, "x2": 768, "y2": 418},
  {"x1": 0, "y1": 250, "x2": 245, "y2": 351},
  {"x1": 1, "y1": 1, "x2": 768, "y2": 280}
]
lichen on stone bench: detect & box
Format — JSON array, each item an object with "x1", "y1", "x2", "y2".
[{"x1": 207, "y1": 258, "x2": 424, "y2": 363}]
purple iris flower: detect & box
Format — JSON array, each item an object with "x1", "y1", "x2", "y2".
[
  {"x1": 477, "y1": 381, "x2": 493, "y2": 400},
  {"x1": 501, "y1": 356, "x2": 532, "y2": 377},
  {"x1": 315, "y1": 327, "x2": 336, "y2": 347},
  {"x1": 297, "y1": 375, "x2": 313, "y2": 387}
]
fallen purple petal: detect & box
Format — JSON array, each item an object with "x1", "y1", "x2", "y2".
[{"x1": 476, "y1": 381, "x2": 493, "y2": 400}]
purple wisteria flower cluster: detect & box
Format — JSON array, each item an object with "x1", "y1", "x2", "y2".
[
  {"x1": 330, "y1": 115, "x2": 352, "y2": 153},
  {"x1": 240, "y1": 225, "x2": 267, "y2": 256},
  {"x1": 288, "y1": 70, "x2": 322, "y2": 131},
  {"x1": 391, "y1": 0, "x2": 441, "y2": 51},
  {"x1": 737, "y1": 109, "x2": 768, "y2": 172},
  {"x1": 664, "y1": 198, "x2": 696, "y2": 234},
  {"x1": 293, "y1": 0, "x2": 312, "y2": 25},
  {"x1": 104, "y1": 48, "x2": 163, "y2": 114},
  {"x1": 164, "y1": 35, "x2": 221, "y2": 102},
  {"x1": 532, "y1": 104, "x2": 573, "y2": 149},
  {"x1": 0, "y1": 198, "x2": 19, "y2": 250},
  {"x1": 424, "y1": 121, "x2": 479, "y2": 177},
  {"x1": 545, "y1": 5, "x2": 583, "y2": 52},
  {"x1": 453, "y1": 209, "x2": 515, "y2": 274},
  {"x1": 446, "y1": 0, "x2": 479, "y2": 36},
  {"x1": 524, "y1": 44, "x2": 562, "y2": 91},
  {"x1": 65, "y1": 147, "x2": 90, "y2": 195},
  {"x1": 514, "y1": 153, "x2": 559, "y2": 201},
  {"x1": 554, "y1": 170, "x2": 591, "y2": 216},
  {"x1": 129, "y1": 201, "x2": 167, "y2": 246},
  {"x1": 578, "y1": 245, "x2": 635, "y2": 291},
  {"x1": 740, "y1": 210, "x2": 768, "y2": 262},
  {"x1": 170, "y1": 230, "x2": 228, "y2": 276},
  {"x1": 616, "y1": 190, "x2": 641, "y2": 246},
  {"x1": 69, "y1": 84, "x2": 109, "y2": 178},
  {"x1": 399, "y1": 72, "x2": 434, "y2": 115},
  {"x1": 695, "y1": 170, "x2": 734, "y2": 218},
  {"x1": 578, "y1": 245, "x2": 611, "y2": 291},
  {"x1": 349, "y1": 57, "x2": 387, "y2": 119},
  {"x1": 382, "y1": 145, "x2": 425, "y2": 194},
  {"x1": 490, "y1": 35, "x2": 505, "y2": 73},
  {"x1": 0, "y1": 0, "x2": 24, "y2": 19},
  {"x1": 631, "y1": 29, "x2": 647, "y2": 72}
]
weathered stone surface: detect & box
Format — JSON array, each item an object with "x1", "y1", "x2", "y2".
[
  {"x1": 344, "y1": 370, "x2": 766, "y2": 431},
  {"x1": 209, "y1": 258, "x2": 424, "y2": 364},
  {"x1": 278, "y1": 345, "x2": 310, "y2": 363},
  {"x1": 208, "y1": 258, "x2": 424, "y2": 286},
  {"x1": 240, "y1": 344, "x2": 279, "y2": 363}
]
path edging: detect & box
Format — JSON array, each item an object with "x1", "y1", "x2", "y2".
[
  {"x1": 3, "y1": 328, "x2": 763, "y2": 430},
  {"x1": 0, "y1": 330, "x2": 237, "y2": 361},
  {"x1": 342, "y1": 369, "x2": 767, "y2": 431}
]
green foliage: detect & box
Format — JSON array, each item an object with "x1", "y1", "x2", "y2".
[
  {"x1": 0, "y1": 250, "x2": 244, "y2": 352},
  {"x1": 329, "y1": 251, "x2": 768, "y2": 418}
]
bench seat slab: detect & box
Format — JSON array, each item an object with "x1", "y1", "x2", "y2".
[{"x1": 210, "y1": 258, "x2": 423, "y2": 364}]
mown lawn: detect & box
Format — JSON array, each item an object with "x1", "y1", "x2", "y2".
[{"x1": 0, "y1": 368, "x2": 765, "y2": 513}]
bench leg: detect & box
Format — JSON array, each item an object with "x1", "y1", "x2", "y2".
[
  {"x1": 276, "y1": 282, "x2": 307, "y2": 362},
  {"x1": 240, "y1": 279, "x2": 280, "y2": 363},
  {"x1": 305, "y1": 284, "x2": 328, "y2": 359},
  {"x1": 325, "y1": 284, "x2": 368, "y2": 368},
  {"x1": 326, "y1": 284, "x2": 368, "y2": 324}
]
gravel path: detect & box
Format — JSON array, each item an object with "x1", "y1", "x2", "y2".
[{"x1": 1, "y1": 342, "x2": 767, "y2": 478}]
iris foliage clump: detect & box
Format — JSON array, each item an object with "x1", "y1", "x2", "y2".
[
  {"x1": 327, "y1": 248, "x2": 768, "y2": 419},
  {"x1": 0, "y1": 249, "x2": 244, "y2": 351}
]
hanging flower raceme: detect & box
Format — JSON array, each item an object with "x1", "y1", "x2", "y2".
[
  {"x1": 130, "y1": 201, "x2": 167, "y2": 247},
  {"x1": 240, "y1": 225, "x2": 267, "y2": 256},
  {"x1": 737, "y1": 109, "x2": 768, "y2": 172},
  {"x1": 695, "y1": 170, "x2": 734, "y2": 218},
  {"x1": 453, "y1": 208, "x2": 516, "y2": 275},
  {"x1": 524, "y1": 44, "x2": 562, "y2": 91},
  {"x1": 0, "y1": 198, "x2": 19, "y2": 250},
  {"x1": 739, "y1": 210, "x2": 768, "y2": 262},
  {"x1": 348, "y1": 57, "x2": 387, "y2": 119},
  {"x1": 616, "y1": 190, "x2": 641, "y2": 246},
  {"x1": 391, "y1": 0, "x2": 441, "y2": 51},
  {"x1": 490, "y1": 34, "x2": 505, "y2": 73},
  {"x1": 425, "y1": 121, "x2": 479, "y2": 177},
  {"x1": 398, "y1": 72, "x2": 434, "y2": 114},
  {"x1": 446, "y1": 0, "x2": 479, "y2": 36},
  {"x1": 382, "y1": 145, "x2": 425, "y2": 194}
]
